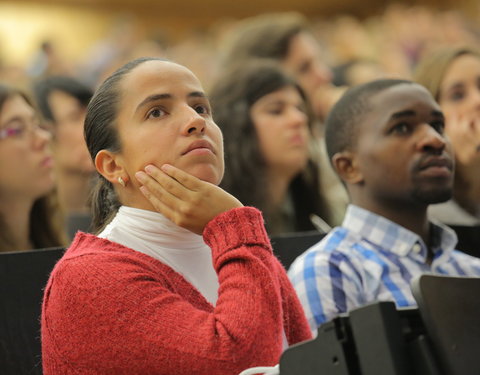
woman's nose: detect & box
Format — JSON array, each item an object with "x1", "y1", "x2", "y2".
[
  {"x1": 182, "y1": 109, "x2": 206, "y2": 135},
  {"x1": 314, "y1": 61, "x2": 333, "y2": 86},
  {"x1": 288, "y1": 107, "x2": 308, "y2": 128},
  {"x1": 32, "y1": 125, "x2": 52, "y2": 149},
  {"x1": 469, "y1": 88, "x2": 480, "y2": 113}
]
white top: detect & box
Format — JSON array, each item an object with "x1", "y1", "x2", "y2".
[{"x1": 98, "y1": 206, "x2": 219, "y2": 305}]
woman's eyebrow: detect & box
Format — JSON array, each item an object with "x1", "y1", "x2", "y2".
[
  {"x1": 1, "y1": 115, "x2": 25, "y2": 128},
  {"x1": 445, "y1": 82, "x2": 464, "y2": 92},
  {"x1": 135, "y1": 93, "x2": 172, "y2": 114},
  {"x1": 188, "y1": 91, "x2": 207, "y2": 99},
  {"x1": 135, "y1": 92, "x2": 207, "y2": 115}
]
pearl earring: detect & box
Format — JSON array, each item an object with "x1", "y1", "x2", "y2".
[{"x1": 118, "y1": 176, "x2": 126, "y2": 187}]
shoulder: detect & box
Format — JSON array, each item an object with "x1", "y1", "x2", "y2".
[
  {"x1": 449, "y1": 250, "x2": 480, "y2": 272},
  {"x1": 289, "y1": 227, "x2": 364, "y2": 267},
  {"x1": 288, "y1": 227, "x2": 367, "y2": 283},
  {"x1": 50, "y1": 232, "x2": 175, "y2": 289}
]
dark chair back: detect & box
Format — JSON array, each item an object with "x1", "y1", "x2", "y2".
[
  {"x1": 411, "y1": 274, "x2": 480, "y2": 375},
  {"x1": 448, "y1": 225, "x2": 480, "y2": 258},
  {"x1": 270, "y1": 230, "x2": 325, "y2": 269},
  {"x1": 0, "y1": 247, "x2": 64, "y2": 374}
]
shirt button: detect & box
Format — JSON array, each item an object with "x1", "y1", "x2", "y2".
[{"x1": 412, "y1": 243, "x2": 422, "y2": 254}]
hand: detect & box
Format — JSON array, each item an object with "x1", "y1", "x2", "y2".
[
  {"x1": 135, "y1": 164, "x2": 243, "y2": 235},
  {"x1": 445, "y1": 112, "x2": 480, "y2": 166}
]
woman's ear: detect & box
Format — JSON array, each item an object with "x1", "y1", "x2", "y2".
[
  {"x1": 95, "y1": 150, "x2": 127, "y2": 185},
  {"x1": 332, "y1": 151, "x2": 364, "y2": 185}
]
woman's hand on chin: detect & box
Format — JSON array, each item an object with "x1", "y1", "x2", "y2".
[{"x1": 135, "y1": 164, "x2": 243, "y2": 235}]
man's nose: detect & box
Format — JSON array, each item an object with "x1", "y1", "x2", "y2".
[{"x1": 417, "y1": 124, "x2": 447, "y2": 153}]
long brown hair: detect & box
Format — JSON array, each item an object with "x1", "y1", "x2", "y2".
[
  {"x1": 0, "y1": 85, "x2": 66, "y2": 252},
  {"x1": 210, "y1": 60, "x2": 331, "y2": 234}
]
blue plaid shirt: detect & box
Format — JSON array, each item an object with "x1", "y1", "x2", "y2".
[{"x1": 288, "y1": 205, "x2": 480, "y2": 332}]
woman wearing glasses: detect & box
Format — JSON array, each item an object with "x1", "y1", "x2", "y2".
[{"x1": 0, "y1": 84, "x2": 65, "y2": 252}]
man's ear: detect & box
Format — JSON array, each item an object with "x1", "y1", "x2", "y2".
[
  {"x1": 95, "y1": 150, "x2": 127, "y2": 185},
  {"x1": 332, "y1": 151, "x2": 364, "y2": 185}
]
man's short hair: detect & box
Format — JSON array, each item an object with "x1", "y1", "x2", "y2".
[{"x1": 324, "y1": 79, "x2": 413, "y2": 164}]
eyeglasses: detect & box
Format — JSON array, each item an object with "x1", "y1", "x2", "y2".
[{"x1": 0, "y1": 118, "x2": 52, "y2": 141}]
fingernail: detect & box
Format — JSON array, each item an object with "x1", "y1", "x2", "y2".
[
  {"x1": 144, "y1": 165, "x2": 154, "y2": 174},
  {"x1": 135, "y1": 171, "x2": 145, "y2": 182},
  {"x1": 161, "y1": 164, "x2": 172, "y2": 172}
]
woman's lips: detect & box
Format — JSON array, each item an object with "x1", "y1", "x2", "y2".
[
  {"x1": 182, "y1": 140, "x2": 215, "y2": 155},
  {"x1": 289, "y1": 134, "x2": 307, "y2": 147},
  {"x1": 41, "y1": 155, "x2": 54, "y2": 168}
]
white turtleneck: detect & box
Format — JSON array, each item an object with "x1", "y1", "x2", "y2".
[{"x1": 98, "y1": 206, "x2": 219, "y2": 305}]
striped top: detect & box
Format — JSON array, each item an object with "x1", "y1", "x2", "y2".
[{"x1": 288, "y1": 204, "x2": 480, "y2": 332}]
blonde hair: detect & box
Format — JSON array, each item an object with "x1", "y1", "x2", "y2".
[{"x1": 414, "y1": 46, "x2": 480, "y2": 101}]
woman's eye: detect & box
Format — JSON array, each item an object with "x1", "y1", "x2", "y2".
[
  {"x1": 449, "y1": 91, "x2": 464, "y2": 102},
  {"x1": 0, "y1": 124, "x2": 24, "y2": 140},
  {"x1": 147, "y1": 108, "x2": 166, "y2": 119},
  {"x1": 298, "y1": 61, "x2": 311, "y2": 75},
  {"x1": 194, "y1": 104, "x2": 210, "y2": 115},
  {"x1": 266, "y1": 106, "x2": 283, "y2": 115}
]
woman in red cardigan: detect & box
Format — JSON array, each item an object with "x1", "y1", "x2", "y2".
[{"x1": 41, "y1": 57, "x2": 311, "y2": 374}]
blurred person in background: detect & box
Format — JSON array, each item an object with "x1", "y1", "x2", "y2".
[
  {"x1": 331, "y1": 59, "x2": 386, "y2": 88},
  {"x1": 81, "y1": 15, "x2": 140, "y2": 87},
  {"x1": 0, "y1": 84, "x2": 65, "y2": 252},
  {"x1": 415, "y1": 46, "x2": 480, "y2": 256},
  {"x1": 27, "y1": 40, "x2": 74, "y2": 79},
  {"x1": 219, "y1": 12, "x2": 348, "y2": 225},
  {"x1": 210, "y1": 60, "x2": 332, "y2": 235},
  {"x1": 33, "y1": 76, "x2": 95, "y2": 237},
  {"x1": 220, "y1": 12, "x2": 340, "y2": 125}
]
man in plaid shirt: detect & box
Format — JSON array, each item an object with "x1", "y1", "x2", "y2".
[{"x1": 288, "y1": 79, "x2": 480, "y2": 332}]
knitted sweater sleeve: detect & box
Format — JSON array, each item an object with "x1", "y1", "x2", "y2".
[{"x1": 42, "y1": 207, "x2": 296, "y2": 375}]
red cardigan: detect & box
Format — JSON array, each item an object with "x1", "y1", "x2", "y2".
[{"x1": 41, "y1": 207, "x2": 311, "y2": 374}]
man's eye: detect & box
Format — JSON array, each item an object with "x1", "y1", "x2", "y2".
[
  {"x1": 391, "y1": 123, "x2": 410, "y2": 134},
  {"x1": 431, "y1": 121, "x2": 445, "y2": 134}
]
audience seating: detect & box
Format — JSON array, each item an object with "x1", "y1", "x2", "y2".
[
  {"x1": 449, "y1": 225, "x2": 480, "y2": 258},
  {"x1": 280, "y1": 275, "x2": 480, "y2": 375},
  {"x1": 411, "y1": 274, "x2": 480, "y2": 375},
  {"x1": 270, "y1": 230, "x2": 326, "y2": 269},
  {"x1": 0, "y1": 247, "x2": 64, "y2": 374}
]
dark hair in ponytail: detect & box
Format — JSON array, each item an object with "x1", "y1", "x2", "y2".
[{"x1": 84, "y1": 57, "x2": 165, "y2": 233}]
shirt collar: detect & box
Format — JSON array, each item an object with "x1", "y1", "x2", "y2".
[{"x1": 343, "y1": 205, "x2": 458, "y2": 257}]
